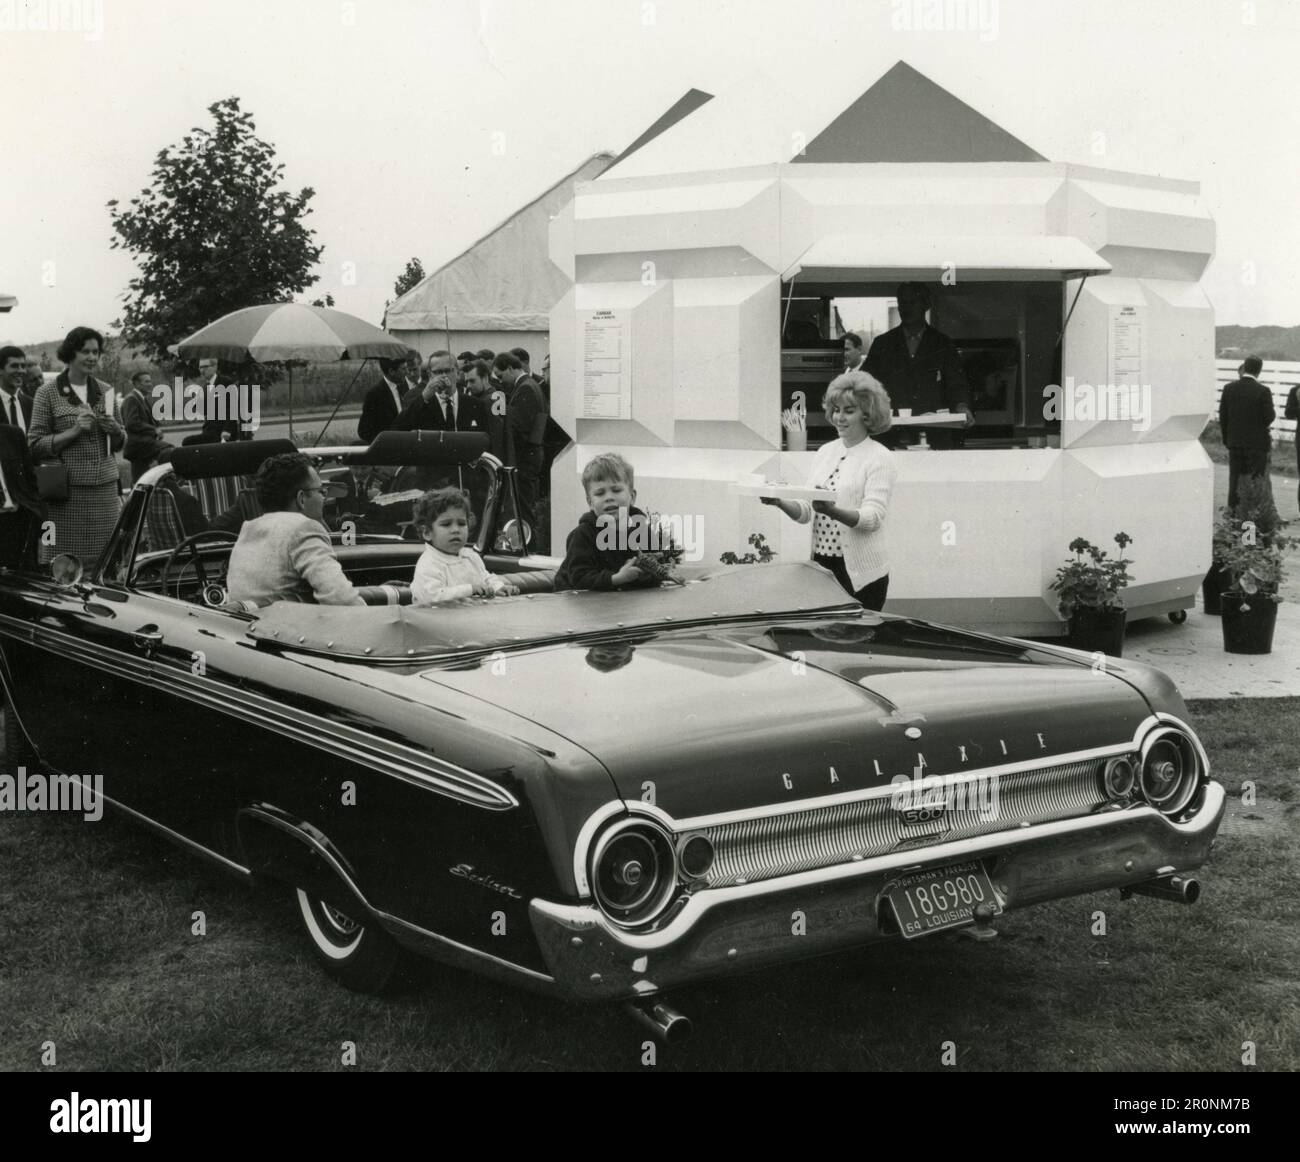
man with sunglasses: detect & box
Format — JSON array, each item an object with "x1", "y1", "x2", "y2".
[{"x1": 226, "y1": 452, "x2": 363, "y2": 607}]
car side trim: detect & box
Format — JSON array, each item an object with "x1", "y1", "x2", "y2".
[
  {"x1": 242, "y1": 805, "x2": 555, "y2": 989},
  {"x1": 0, "y1": 613, "x2": 519, "y2": 812}
]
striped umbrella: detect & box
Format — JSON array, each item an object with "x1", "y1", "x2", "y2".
[{"x1": 175, "y1": 303, "x2": 410, "y2": 440}]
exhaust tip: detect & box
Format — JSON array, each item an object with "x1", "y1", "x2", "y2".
[
  {"x1": 626, "y1": 998, "x2": 693, "y2": 1045},
  {"x1": 1122, "y1": 873, "x2": 1201, "y2": 905}
]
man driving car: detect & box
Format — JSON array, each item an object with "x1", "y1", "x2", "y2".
[{"x1": 226, "y1": 452, "x2": 364, "y2": 606}]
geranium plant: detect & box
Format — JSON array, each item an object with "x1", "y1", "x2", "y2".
[
  {"x1": 1049, "y1": 532, "x2": 1134, "y2": 618},
  {"x1": 1211, "y1": 477, "x2": 1294, "y2": 603},
  {"x1": 720, "y1": 532, "x2": 777, "y2": 566}
]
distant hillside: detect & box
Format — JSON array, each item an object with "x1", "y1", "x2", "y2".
[{"x1": 1216, "y1": 325, "x2": 1300, "y2": 361}]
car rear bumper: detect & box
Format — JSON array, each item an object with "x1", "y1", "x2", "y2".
[{"x1": 529, "y1": 781, "x2": 1226, "y2": 1001}]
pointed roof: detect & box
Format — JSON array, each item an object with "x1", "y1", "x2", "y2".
[
  {"x1": 793, "y1": 61, "x2": 1045, "y2": 163},
  {"x1": 609, "y1": 88, "x2": 714, "y2": 169}
]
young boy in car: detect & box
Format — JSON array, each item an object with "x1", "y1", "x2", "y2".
[
  {"x1": 410, "y1": 487, "x2": 519, "y2": 605},
  {"x1": 553, "y1": 453, "x2": 666, "y2": 592}
]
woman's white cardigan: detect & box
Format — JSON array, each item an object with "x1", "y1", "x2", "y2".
[{"x1": 792, "y1": 436, "x2": 898, "y2": 591}]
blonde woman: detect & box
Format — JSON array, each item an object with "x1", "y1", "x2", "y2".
[{"x1": 764, "y1": 371, "x2": 898, "y2": 611}]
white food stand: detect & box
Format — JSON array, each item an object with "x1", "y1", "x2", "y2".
[{"x1": 546, "y1": 64, "x2": 1214, "y2": 635}]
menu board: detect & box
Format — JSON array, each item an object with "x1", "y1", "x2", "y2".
[
  {"x1": 579, "y1": 309, "x2": 631, "y2": 419},
  {"x1": 1108, "y1": 304, "x2": 1144, "y2": 390}
]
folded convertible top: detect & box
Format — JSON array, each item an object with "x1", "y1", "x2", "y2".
[{"x1": 247, "y1": 562, "x2": 861, "y2": 660}]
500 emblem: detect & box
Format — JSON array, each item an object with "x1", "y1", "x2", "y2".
[{"x1": 899, "y1": 803, "x2": 950, "y2": 827}]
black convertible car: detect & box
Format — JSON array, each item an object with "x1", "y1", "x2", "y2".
[{"x1": 0, "y1": 435, "x2": 1224, "y2": 1041}]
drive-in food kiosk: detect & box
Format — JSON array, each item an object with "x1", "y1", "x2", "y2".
[{"x1": 547, "y1": 64, "x2": 1215, "y2": 634}]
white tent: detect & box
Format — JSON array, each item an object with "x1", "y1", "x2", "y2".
[{"x1": 386, "y1": 89, "x2": 713, "y2": 365}]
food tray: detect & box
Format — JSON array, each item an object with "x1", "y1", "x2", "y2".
[{"x1": 729, "y1": 482, "x2": 837, "y2": 501}]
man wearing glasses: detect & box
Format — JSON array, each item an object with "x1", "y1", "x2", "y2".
[{"x1": 226, "y1": 452, "x2": 363, "y2": 606}]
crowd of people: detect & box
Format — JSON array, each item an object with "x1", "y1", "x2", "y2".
[
  {"x1": 0, "y1": 327, "x2": 569, "y2": 572},
  {"x1": 357, "y1": 344, "x2": 560, "y2": 550}
]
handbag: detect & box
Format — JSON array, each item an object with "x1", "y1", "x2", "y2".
[{"x1": 36, "y1": 457, "x2": 69, "y2": 502}]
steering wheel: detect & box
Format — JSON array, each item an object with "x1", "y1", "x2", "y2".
[{"x1": 162, "y1": 530, "x2": 239, "y2": 601}]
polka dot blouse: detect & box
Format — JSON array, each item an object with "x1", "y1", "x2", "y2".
[{"x1": 812, "y1": 457, "x2": 846, "y2": 557}]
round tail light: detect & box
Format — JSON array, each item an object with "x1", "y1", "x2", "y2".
[
  {"x1": 1103, "y1": 756, "x2": 1137, "y2": 799},
  {"x1": 1139, "y1": 728, "x2": 1201, "y2": 816},
  {"x1": 591, "y1": 819, "x2": 677, "y2": 927}
]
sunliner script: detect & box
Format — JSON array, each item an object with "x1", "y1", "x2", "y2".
[{"x1": 450, "y1": 863, "x2": 522, "y2": 898}]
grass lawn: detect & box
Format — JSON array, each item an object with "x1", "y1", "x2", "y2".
[{"x1": 1, "y1": 698, "x2": 1296, "y2": 1073}]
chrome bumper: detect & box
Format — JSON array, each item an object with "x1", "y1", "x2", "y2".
[{"x1": 529, "y1": 782, "x2": 1226, "y2": 1001}]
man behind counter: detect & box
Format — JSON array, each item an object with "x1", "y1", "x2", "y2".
[{"x1": 865, "y1": 282, "x2": 974, "y2": 449}]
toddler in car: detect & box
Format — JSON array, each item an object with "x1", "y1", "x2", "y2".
[{"x1": 411, "y1": 487, "x2": 519, "y2": 605}]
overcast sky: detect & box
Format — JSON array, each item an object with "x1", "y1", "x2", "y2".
[{"x1": 2, "y1": 0, "x2": 1297, "y2": 347}]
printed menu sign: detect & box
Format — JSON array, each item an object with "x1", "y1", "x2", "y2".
[
  {"x1": 579, "y1": 309, "x2": 631, "y2": 419},
  {"x1": 1108, "y1": 304, "x2": 1144, "y2": 389}
]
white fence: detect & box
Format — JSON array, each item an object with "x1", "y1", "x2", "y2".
[{"x1": 1214, "y1": 359, "x2": 1299, "y2": 442}]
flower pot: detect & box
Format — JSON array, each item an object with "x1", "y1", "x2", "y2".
[
  {"x1": 1220, "y1": 594, "x2": 1278, "y2": 654},
  {"x1": 1202, "y1": 561, "x2": 1228, "y2": 616},
  {"x1": 1067, "y1": 607, "x2": 1127, "y2": 656}
]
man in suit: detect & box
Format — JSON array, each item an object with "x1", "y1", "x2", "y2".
[
  {"x1": 493, "y1": 350, "x2": 547, "y2": 550},
  {"x1": 465, "y1": 358, "x2": 508, "y2": 462},
  {"x1": 1220, "y1": 355, "x2": 1276, "y2": 509},
  {"x1": 865, "y1": 283, "x2": 974, "y2": 449},
  {"x1": 357, "y1": 357, "x2": 408, "y2": 443},
  {"x1": 843, "y1": 332, "x2": 866, "y2": 372},
  {"x1": 0, "y1": 345, "x2": 34, "y2": 432},
  {"x1": 404, "y1": 349, "x2": 426, "y2": 396},
  {"x1": 0, "y1": 346, "x2": 45, "y2": 569},
  {"x1": 1285, "y1": 378, "x2": 1299, "y2": 513},
  {"x1": 195, "y1": 358, "x2": 247, "y2": 444},
  {"x1": 394, "y1": 350, "x2": 487, "y2": 434},
  {"x1": 121, "y1": 369, "x2": 173, "y2": 484}
]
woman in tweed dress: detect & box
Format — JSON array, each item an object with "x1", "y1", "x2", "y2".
[{"x1": 28, "y1": 327, "x2": 125, "y2": 567}]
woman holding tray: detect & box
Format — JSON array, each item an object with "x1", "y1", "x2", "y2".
[{"x1": 763, "y1": 370, "x2": 897, "y2": 611}]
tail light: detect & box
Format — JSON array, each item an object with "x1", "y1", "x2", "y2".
[
  {"x1": 1102, "y1": 755, "x2": 1137, "y2": 799},
  {"x1": 1138, "y1": 727, "x2": 1201, "y2": 816},
  {"x1": 591, "y1": 818, "x2": 678, "y2": 928}
]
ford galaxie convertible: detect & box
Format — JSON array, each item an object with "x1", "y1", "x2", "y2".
[{"x1": 0, "y1": 435, "x2": 1224, "y2": 1041}]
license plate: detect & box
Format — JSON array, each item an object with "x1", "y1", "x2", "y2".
[{"x1": 885, "y1": 860, "x2": 1000, "y2": 939}]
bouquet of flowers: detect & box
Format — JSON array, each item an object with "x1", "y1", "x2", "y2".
[{"x1": 633, "y1": 512, "x2": 685, "y2": 585}]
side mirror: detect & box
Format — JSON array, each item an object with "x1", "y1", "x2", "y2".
[{"x1": 50, "y1": 554, "x2": 84, "y2": 587}]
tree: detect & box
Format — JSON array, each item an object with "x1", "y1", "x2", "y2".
[
  {"x1": 107, "y1": 97, "x2": 324, "y2": 361},
  {"x1": 393, "y1": 258, "x2": 425, "y2": 299}
]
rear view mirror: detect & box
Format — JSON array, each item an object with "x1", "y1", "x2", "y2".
[{"x1": 50, "y1": 554, "x2": 84, "y2": 587}]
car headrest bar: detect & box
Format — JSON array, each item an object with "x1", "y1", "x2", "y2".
[
  {"x1": 166, "y1": 438, "x2": 300, "y2": 479},
  {"x1": 345, "y1": 430, "x2": 490, "y2": 466}
]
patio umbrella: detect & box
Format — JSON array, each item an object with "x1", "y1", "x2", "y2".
[{"x1": 175, "y1": 303, "x2": 410, "y2": 441}]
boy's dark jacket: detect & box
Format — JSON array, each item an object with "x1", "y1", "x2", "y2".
[{"x1": 553, "y1": 506, "x2": 662, "y2": 592}]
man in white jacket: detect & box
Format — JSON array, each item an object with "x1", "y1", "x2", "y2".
[{"x1": 226, "y1": 452, "x2": 364, "y2": 607}]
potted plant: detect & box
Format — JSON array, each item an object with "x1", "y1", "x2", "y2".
[
  {"x1": 1213, "y1": 477, "x2": 1293, "y2": 654},
  {"x1": 1049, "y1": 532, "x2": 1134, "y2": 656}
]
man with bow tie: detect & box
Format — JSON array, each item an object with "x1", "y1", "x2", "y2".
[
  {"x1": 394, "y1": 350, "x2": 486, "y2": 435},
  {"x1": 0, "y1": 345, "x2": 44, "y2": 569}
]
